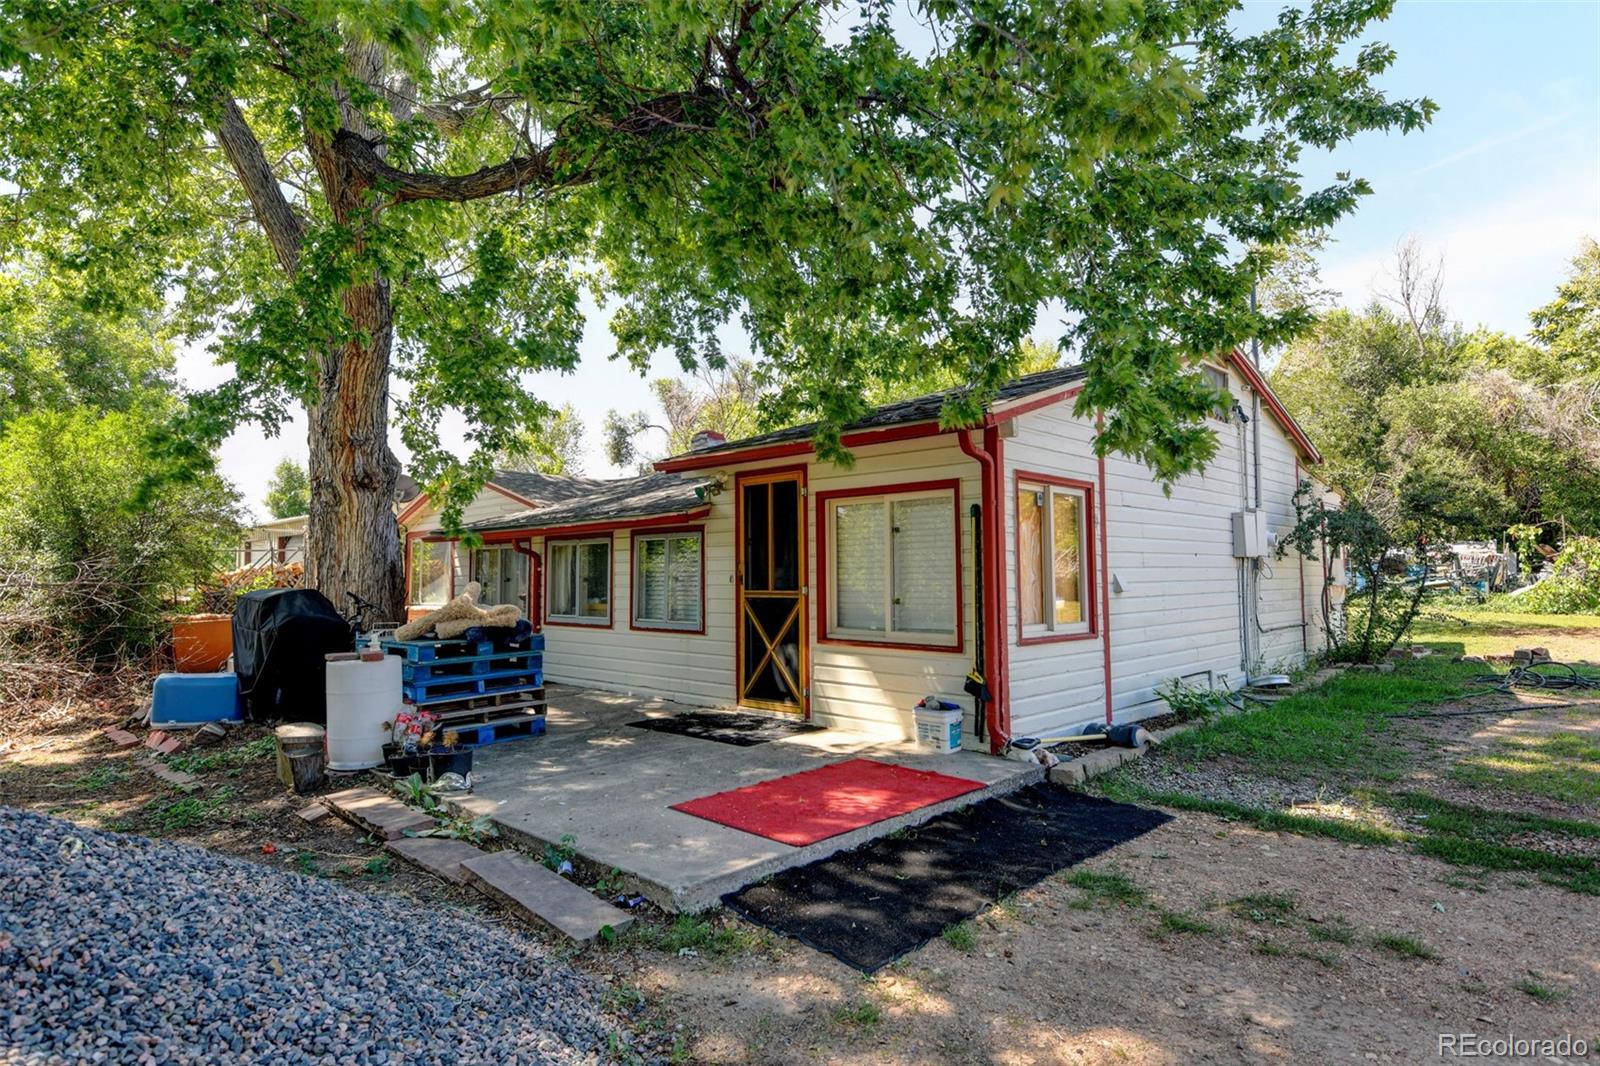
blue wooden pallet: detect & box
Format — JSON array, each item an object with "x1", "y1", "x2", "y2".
[
  {"x1": 401, "y1": 650, "x2": 542, "y2": 683},
  {"x1": 382, "y1": 637, "x2": 493, "y2": 662},
  {"x1": 383, "y1": 633, "x2": 546, "y2": 661},
  {"x1": 453, "y1": 714, "x2": 545, "y2": 746},
  {"x1": 403, "y1": 670, "x2": 544, "y2": 706}
]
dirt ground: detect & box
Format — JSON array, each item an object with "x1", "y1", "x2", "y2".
[
  {"x1": 589, "y1": 810, "x2": 1599, "y2": 1065},
  {"x1": 3, "y1": 663, "x2": 1597, "y2": 1064}
]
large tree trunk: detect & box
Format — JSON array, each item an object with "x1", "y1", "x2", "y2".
[{"x1": 305, "y1": 278, "x2": 406, "y2": 623}]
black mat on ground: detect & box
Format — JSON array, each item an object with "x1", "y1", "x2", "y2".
[
  {"x1": 723, "y1": 785, "x2": 1172, "y2": 971},
  {"x1": 624, "y1": 711, "x2": 824, "y2": 747}
]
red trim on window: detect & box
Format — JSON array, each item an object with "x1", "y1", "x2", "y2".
[
  {"x1": 477, "y1": 507, "x2": 712, "y2": 543},
  {"x1": 404, "y1": 530, "x2": 458, "y2": 607},
  {"x1": 511, "y1": 539, "x2": 542, "y2": 633},
  {"x1": 813, "y1": 479, "x2": 964, "y2": 654},
  {"x1": 628, "y1": 525, "x2": 708, "y2": 635},
  {"x1": 1226, "y1": 349, "x2": 1323, "y2": 464},
  {"x1": 543, "y1": 533, "x2": 615, "y2": 629},
  {"x1": 1011, "y1": 470, "x2": 1098, "y2": 647},
  {"x1": 1096, "y1": 416, "x2": 1113, "y2": 725}
]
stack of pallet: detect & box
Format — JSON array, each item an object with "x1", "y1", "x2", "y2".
[{"x1": 382, "y1": 633, "x2": 546, "y2": 746}]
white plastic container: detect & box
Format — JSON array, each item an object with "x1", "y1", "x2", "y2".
[
  {"x1": 325, "y1": 654, "x2": 402, "y2": 770},
  {"x1": 913, "y1": 702, "x2": 963, "y2": 754}
]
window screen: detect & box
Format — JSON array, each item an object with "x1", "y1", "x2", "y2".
[
  {"x1": 828, "y1": 489, "x2": 956, "y2": 644},
  {"x1": 634, "y1": 532, "x2": 702, "y2": 628}
]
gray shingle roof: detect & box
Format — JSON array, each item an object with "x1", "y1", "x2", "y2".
[
  {"x1": 488, "y1": 469, "x2": 609, "y2": 503},
  {"x1": 469, "y1": 473, "x2": 712, "y2": 534},
  {"x1": 660, "y1": 364, "x2": 1089, "y2": 461}
]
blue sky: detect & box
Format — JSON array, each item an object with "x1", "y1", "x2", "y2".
[{"x1": 193, "y1": 1, "x2": 1600, "y2": 518}]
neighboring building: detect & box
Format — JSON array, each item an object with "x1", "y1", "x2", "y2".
[
  {"x1": 408, "y1": 353, "x2": 1344, "y2": 749},
  {"x1": 234, "y1": 514, "x2": 308, "y2": 571}
]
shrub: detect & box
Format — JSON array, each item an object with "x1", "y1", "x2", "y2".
[
  {"x1": 0, "y1": 406, "x2": 241, "y2": 657},
  {"x1": 1516, "y1": 537, "x2": 1600, "y2": 614}
]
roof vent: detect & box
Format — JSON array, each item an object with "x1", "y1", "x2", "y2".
[{"x1": 689, "y1": 430, "x2": 726, "y2": 451}]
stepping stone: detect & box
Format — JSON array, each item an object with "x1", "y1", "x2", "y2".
[
  {"x1": 460, "y1": 851, "x2": 634, "y2": 944},
  {"x1": 142, "y1": 758, "x2": 199, "y2": 792},
  {"x1": 322, "y1": 787, "x2": 436, "y2": 840},
  {"x1": 103, "y1": 728, "x2": 140, "y2": 749},
  {"x1": 386, "y1": 836, "x2": 487, "y2": 883},
  {"x1": 296, "y1": 804, "x2": 333, "y2": 824}
]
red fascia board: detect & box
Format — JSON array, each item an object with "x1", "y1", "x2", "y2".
[
  {"x1": 397, "y1": 479, "x2": 543, "y2": 527},
  {"x1": 654, "y1": 420, "x2": 962, "y2": 473},
  {"x1": 984, "y1": 385, "x2": 1083, "y2": 426},
  {"x1": 655, "y1": 441, "x2": 813, "y2": 473},
  {"x1": 813, "y1": 479, "x2": 964, "y2": 654},
  {"x1": 473, "y1": 507, "x2": 712, "y2": 543},
  {"x1": 1226, "y1": 349, "x2": 1323, "y2": 464}
]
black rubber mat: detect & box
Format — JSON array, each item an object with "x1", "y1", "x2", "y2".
[
  {"x1": 624, "y1": 711, "x2": 824, "y2": 747},
  {"x1": 723, "y1": 785, "x2": 1172, "y2": 971}
]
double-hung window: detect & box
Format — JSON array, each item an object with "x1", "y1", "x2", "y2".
[
  {"x1": 1017, "y1": 478, "x2": 1092, "y2": 639},
  {"x1": 633, "y1": 530, "x2": 703, "y2": 630},
  {"x1": 547, "y1": 537, "x2": 611, "y2": 624},
  {"x1": 824, "y1": 485, "x2": 959, "y2": 648}
]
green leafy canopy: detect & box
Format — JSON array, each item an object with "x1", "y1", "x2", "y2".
[{"x1": 0, "y1": 0, "x2": 1434, "y2": 516}]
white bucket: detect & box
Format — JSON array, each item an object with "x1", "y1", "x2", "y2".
[
  {"x1": 325, "y1": 655, "x2": 402, "y2": 770},
  {"x1": 913, "y1": 704, "x2": 963, "y2": 754}
]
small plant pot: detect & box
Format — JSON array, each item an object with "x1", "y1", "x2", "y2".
[
  {"x1": 382, "y1": 743, "x2": 424, "y2": 778},
  {"x1": 424, "y1": 745, "x2": 473, "y2": 782}
]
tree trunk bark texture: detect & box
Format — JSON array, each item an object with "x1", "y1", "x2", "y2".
[{"x1": 304, "y1": 122, "x2": 406, "y2": 624}]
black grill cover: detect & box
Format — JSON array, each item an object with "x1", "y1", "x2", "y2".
[{"x1": 231, "y1": 589, "x2": 351, "y2": 723}]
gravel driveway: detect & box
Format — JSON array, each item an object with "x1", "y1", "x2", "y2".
[{"x1": 1, "y1": 807, "x2": 621, "y2": 1065}]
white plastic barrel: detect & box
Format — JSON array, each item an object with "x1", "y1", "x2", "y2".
[{"x1": 325, "y1": 655, "x2": 403, "y2": 771}]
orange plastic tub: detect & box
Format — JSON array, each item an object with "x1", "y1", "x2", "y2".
[{"x1": 171, "y1": 614, "x2": 233, "y2": 673}]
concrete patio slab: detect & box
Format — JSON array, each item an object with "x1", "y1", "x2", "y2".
[{"x1": 442, "y1": 685, "x2": 1042, "y2": 912}]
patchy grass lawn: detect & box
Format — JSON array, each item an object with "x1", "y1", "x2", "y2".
[
  {"x1": 1411, "y1": 607, "x2": 1600, "y2": 662},
  {"x1": 1098, "y1": 628, "x2": 1600, "y2": 897}
]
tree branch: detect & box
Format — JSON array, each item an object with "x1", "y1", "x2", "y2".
[{"x1": 214, "y1": 99, "x2": 304, "y2": 275}]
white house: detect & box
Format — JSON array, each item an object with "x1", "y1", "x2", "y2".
[
  {"x1": 235, "y1": 514, "x2": 308, "y2": 570},
  {"x1": 406, "y1": 352, "x2": 1344, "y2": 751}
]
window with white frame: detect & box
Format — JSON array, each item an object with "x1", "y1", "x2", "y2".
[
  {"x1": 408, "y1": 540, "x2": 451, "y2": 605},
  {"x1": 633, "y1": 531, "x2": 702, "y2": 629},
  {"x1": 826, "y1": 488, "x2": 957, "y2": 645},
  {"x1": 547, "y1": 538, "x2": 611, "y2": 623},
  {"x1": 1017, "y1": 481, "x2": 1090, "y2": 636}
]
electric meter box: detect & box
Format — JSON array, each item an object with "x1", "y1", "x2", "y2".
[{"x1": 1231, "y1": 509, "x2": 1268, "y2": 558}]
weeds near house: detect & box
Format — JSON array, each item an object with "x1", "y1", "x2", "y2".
[
  {"x1": 1307, "y1": 919, "x2": 1357, "y2": 944},
  {"x1": 1372, "y1": 934, "x2": 1438, "y2": 960},
  {"x1": 1155, "y1": 677, "x2": 1228, "y2": 723},
  {"x1": 1514, "y1": 975, "x2": 1564, "y2": 1003},
  {"x1": 633, "y1": 913, "x2": 768, "y2": 959},
  {"x1": 832, "y1": 1000, "x2": 883, "y2": 1028},
  {"x1": 132, "y1": 788, "x2": 237, "y2": 833},
  {"x1": 1154, "y1": 910, "x2": 1215, "y2": 936},
  {"x1": 1229, "y1": 894, "x2": 1298, "y2": 924},
  {"x1": 542, "y1": 833, "x2": 577, "y2": 872},
  {"x1": 941, "y1": 922, "x2": 976, "y2": 952},
  {"x1": 166, "y1": 735, "x2": 275, "y2": 774},
  {"x1": 1065, "y1": 868, "x2": 1147, "y2": 908}
]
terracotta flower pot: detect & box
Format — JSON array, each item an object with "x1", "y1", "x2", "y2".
[{"x1": 171, "y1": 614, "x2": 233, "y2": 673}]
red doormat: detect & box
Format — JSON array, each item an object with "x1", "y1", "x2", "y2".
[{"x1": 670, "y1": 758, "x2": 985, "y2": 847}]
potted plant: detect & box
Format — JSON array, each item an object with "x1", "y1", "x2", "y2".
[
  {"x1": 382, "y1": 708, "x2": 438, "y2": 777},
  {"x1": 423, "y1": 729, "x2": 473, "y2": 782}
]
